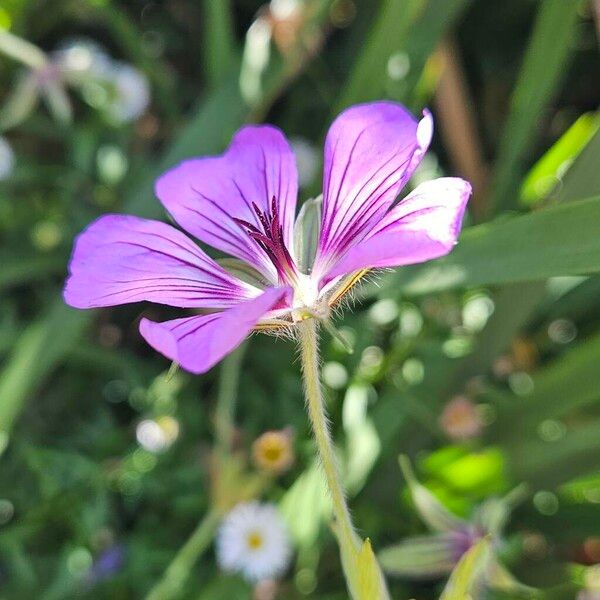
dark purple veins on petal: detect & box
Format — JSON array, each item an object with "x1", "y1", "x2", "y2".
[{"x1": 233, "y1": 196, "x2": 299, "y2": 285}]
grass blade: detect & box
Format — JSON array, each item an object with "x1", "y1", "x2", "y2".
[
  {"x1": 335, "y1": 0, "x2": 424, "y2": 112},
  {"x1": 203, "y1": 0, "x2": 237, "y2": 87},
  {"x1": 488, "y1": 0, "x2": 580, "y2": 215}
]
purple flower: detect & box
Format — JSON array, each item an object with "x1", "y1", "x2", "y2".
[
  {"x1": 86, "y1": 545, "x2": 125, "y2": 585},
  {"x1": 64, "y1": 101, "x2": 471, "y2": 374},
  {"x1": 380, "y1": 459, "x2": 533, "y2": 597}
]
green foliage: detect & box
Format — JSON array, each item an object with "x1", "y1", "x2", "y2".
[{"x1": 488, "y1": 0, "x2": 582, "y2": 214}]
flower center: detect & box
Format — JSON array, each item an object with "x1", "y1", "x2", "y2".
[
  {"x1": 263, "y1": 443, "x2": 283, "y2": 463},
  {"x1": 246, "y1": 531, "x2": 264, "y2": 551},
  {"x1": 234, "y1": 197, "x2": 300, "y2": 286}
]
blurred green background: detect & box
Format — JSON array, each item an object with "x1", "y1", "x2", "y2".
[{"x1": 0, "y1": 0, "x2": 599, "y2": 598}]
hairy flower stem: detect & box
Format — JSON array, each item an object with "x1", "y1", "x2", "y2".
[{"x1": 298, "y1": 320, "x2": 362, "y2": 580}]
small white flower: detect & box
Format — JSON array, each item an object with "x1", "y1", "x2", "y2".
[
  {"x1": 104, "y1": 62, "x2": 150, "y2": 123},
  {"x1": 52, "y1": 38, "x2": 112, "y2": 81},
  {"x1": 0, "y1": 137, "x2": 15, "y2": 180},
  {"x1": 217, "y1": 502, "x2": 291, "y2": 582}
]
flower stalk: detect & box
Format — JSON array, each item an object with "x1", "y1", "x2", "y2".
[
  {"x1": 145, "y1": 508, "x2": 221, "y2": 600},
  {"x1": 146, "y1": 344, "x2": 250, "y2": 600},
  {"x1": 298, "y1": 318, "x2": 389, "y2": 599},
  {"x1": 298, "y1": 319, "x2": 359, "y2": 551},
  {"x1": 214, "y1": 343, "x2": 247, "y2": 457}
]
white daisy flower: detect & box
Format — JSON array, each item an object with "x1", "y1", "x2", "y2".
[
  {"x1": 216, "y1": 502, "x2": 291, "y2": 582},
  {"x1": 104, "y1": 61, "x2": 150, "y2": 123},
  {"x1": 52, "y1": 38, "x2": 112, "y2": 82},
  {"x1": 0, "y1": 136, "x2": 15, "y2": 181}
]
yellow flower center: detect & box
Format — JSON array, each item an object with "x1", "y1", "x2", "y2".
[
  {"x1": 252, "y1": 430, "x2": 294, "y2": 474},
  {"x1": 246, "y1": 531, "x2": 264, "y2": 550},
  {"x1": 263, "y1": 440, "x2": 284, "y2": 462}
]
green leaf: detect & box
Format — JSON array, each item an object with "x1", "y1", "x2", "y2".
[
  {"x1": 379, "y1": 195, "x2": 600, "y2": 296},
  {"x1": 507, "y1": 417, "x2": 600, "y2": 489},
  {"x1": 440, "y1": 537, "x2": 491, "y2": 600},
  {"x1": 420, "y1": 123, "x2": 600, "y2": 398},
  {"x1": 335, "y1": 0, "x2": 424, "y2": 112},
  {"x1": 488, "y1": 0, "x2": 581, "y2": 214},
  {"x1": 0, "y1": 253, "x2": 66, "y2": 291},
  {"x1": 491, "y1": 335, "x2": 600, "y2": 487},
  {"x1": 203, "y1": 0, "x2": 237, "y2": 87},
  {"x1": 394, "y1": 0, "x2": 472, "y2": 107},
  {"x1": 435, "y1": 448, "x2": 506, "y2": 497},
  {"x1": 495, "y1": 332, "x2": 600, "y2": 429},
  {"x1": 554, "y1": 128, "x2": 600, "y2": 204},
  {"x1": 521, "y1": 113, "x2": 600, "y2": 206},
  {"x1": 0, "y1": 303, "x2": 88, "y2": 448},
  {"x1": 336, "y1": 0, "x2": 471, "y2": 112}
]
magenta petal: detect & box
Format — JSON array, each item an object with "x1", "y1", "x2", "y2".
[
  {"x1": 139, "y1": 286, "x2": 290, "y2": 374},
  {"x1": 314, "y1": 102, "x2": 433, "y2": 276},
  {"x1": 64, "y1": 214, "x2": 258, "y2": 309},
  {"x1": 323, "y1": 178, "x2": 472, "y2": 281},
  {"x1": 155, "y1": 126, "x2": 298, "y2": 282}
]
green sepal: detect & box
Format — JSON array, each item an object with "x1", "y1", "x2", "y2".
[
  {"x1": 217, "y1": 257, "x2": 269, "y2": 288},
  {"x1": 399, "y1": 455, "x2": 466, "y2": 533},
  {"x1": 378, "y1": 534, "x2": 456, "y2": 578},
  {"x1": 294, "y1": 195, "x2": 322, "y2": 273}
]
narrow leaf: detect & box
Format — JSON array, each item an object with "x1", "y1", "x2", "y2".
[
  {"x1": 521, "y1": 113, "x2": 599, "y2": 206},
  {"x1": 203, "y1": 0, "x2": 237, "y2": 87},
  {"x1": 488, "y1": 0, "x2": 580, "y2": 214},
  {"x1": 336, "y1": 0, "x2": 423, "y2": 111}
]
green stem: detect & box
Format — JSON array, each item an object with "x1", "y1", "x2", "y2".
[
  {"x1": 145, "y1": 344, "x2": 247, "y2": 600},
  {"x1": 0, "y1": 30, "x2": 46, "y2": 69},
  {"x1": 214, "y1": 342, "x2": 247, "y2": 457},
  {"x1": 298, "y1": 320, "x2": 361, "y2": 555},
  {"x1": 298, "y1": 319, "x2": 391, "y2": 599},
  {"x1": 145, "y1": 509, "x2": 221, "y2": 600}
]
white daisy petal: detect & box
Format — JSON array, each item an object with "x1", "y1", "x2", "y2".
[
  {"x1": 0, "y1": 137, "x2": 15, "y2": 180},
  {"x1": 105, "y1": 62, "x2": 150, "y2": 123},
  {"x1": 217, "y1": 502, "x2": 292, "y2": 582}
]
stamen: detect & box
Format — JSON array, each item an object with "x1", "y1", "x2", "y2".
[{"x1": 235, "y1": 197, "x2": 299, "y2": 285}]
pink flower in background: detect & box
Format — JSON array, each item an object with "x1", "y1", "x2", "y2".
[
  {"x1": 440, "y1": 396, "x2": 483, "y2": 441},
  {"x1": 64, "y1": 101, "x2": 471, "y2": 374}
]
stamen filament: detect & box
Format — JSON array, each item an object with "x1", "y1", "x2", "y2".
[{"x1": 234, "y1": 197, "x2": 300, "y2": 286}]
